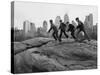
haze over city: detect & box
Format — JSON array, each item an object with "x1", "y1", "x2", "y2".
[{"x1": 14, "y1": 1, "x2": 98, "y2": 29}]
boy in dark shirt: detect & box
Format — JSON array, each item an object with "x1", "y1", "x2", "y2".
[
  {"x1": 67, "y1": 22, "x2": 76, "y2": 40},
  {"x1": 75, "y1": 17, "x2": 90, "y2": 41},
  {"x1": 59, "y1": 20, "x2": 68, "y2": 42},
  {"x1": 48, "y1": 19, "x2": 58, "y2": 41}
]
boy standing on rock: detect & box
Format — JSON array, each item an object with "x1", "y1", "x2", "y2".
[
  {"x1": 75, "y1": 17, "x2": 90, "y2": 41},
  {"x1": 66, "y1": 22, "x2": 76, "y2": 40},
  {"x1": 59, "y1": 20, "x2": 69, "y2": 42},
  {"x1": 48, "y1": 19, "x2": 59, "y2": 41}
]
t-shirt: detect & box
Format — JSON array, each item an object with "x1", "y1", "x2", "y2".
[
  {"x1": 59, "y1": 23, "x2": 66, "y2": 31},
  {"x1": 68, "y1": 24, "x2": 75, "y2": 32},
  {"x1": 77, "y1": 21, "x2": 84, "y2": 30},
  {"x1": 48, "y1": 24, "x2": 58, "y2": 33}
]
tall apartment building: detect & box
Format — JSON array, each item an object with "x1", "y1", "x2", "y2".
[{"x1": 23, "y1": 20, "x2": 30, "y2": 33}]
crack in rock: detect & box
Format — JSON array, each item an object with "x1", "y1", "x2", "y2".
[{"x1": 14, "y1": 41, "x2": 51, "y2": 55}]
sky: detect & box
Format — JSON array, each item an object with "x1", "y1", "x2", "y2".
[{"x1": 14, "y1": 1, "x2": 98, "y2": 29}]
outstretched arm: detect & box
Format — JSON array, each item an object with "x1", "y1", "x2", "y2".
[{"x1": 48, "y1": 27, "x2": 52, "y2": 33}]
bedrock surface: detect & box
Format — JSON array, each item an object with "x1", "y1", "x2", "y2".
[{"x1": 13, "y1": 37, "x2": 97, "y2": 73}]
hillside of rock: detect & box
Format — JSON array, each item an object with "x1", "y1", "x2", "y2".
[{"x1": 13, "y1": 37, "x2": 97, "y2": 73}]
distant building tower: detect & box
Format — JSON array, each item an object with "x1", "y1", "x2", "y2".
[
  {"x1": 64, "y1": 13, "x2": 69, "y2": 24},
  {"x1": 55, "y1": 16, "x2": 61, "y2": 29},
  {"x1": 23, "y1": 20, "x2": 30, "y2": 33},
  {"x1": 88, "y1": 13, "x2": 93, "y2": 27},
  {"x1": 84, "y1": 13, "x2": 93, "y2": 38},
  {"x1": 84, "y1": 16, "x2": 88, "y2": 27},
  {"x1": 30, "y1": 22, "x2": 36, "y2": 33},
  {"x1": 84, "y1": 13, "x2": 93, "y2": 28},
  {"x1": 43, "y1": 20, "x2": 48, "y2": 32}
]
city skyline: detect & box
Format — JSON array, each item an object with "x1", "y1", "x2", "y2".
[{"x1": 14, "y1": 1, "x2": 98, "y2": 29}]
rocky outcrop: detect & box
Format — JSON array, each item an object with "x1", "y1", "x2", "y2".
[
  {"x1": 13, "y1": 37, "x2": 97, "y2": 73},
  {"x1": 14, "y1": 37, "x2": 53, "y2": 54},
  {"x1": 14, "y1": 42, "x2": 27, "y2": 54}
]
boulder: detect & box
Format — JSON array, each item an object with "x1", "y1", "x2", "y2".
[{"x1": 14, "y1": 48, "x2": 66, "y2": 73}]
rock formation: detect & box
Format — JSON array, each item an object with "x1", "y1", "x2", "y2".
[{"x1": 13, "y1": 37, "x2": 97, "y2": 73}]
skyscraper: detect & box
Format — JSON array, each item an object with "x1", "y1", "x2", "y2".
[
  {"x1": 89, "y1": 13, "x2": 93, "y2": 27},
  {"x1": 30, "y1": 22, "x2": 36, "y2": 33},
  {"x1": 55, "y1": 16, "x2": 61, "y2": 29},
  {"x1": 84, "y1": 13, "x2": 93, "y2": 38},
  {"x1": 23, "y1": 20, "x2": 30, "y2": 33},
  {"x1": 64, "y1": 13, "x2": 69, "y2": 24},
  {"x1": 43, "y1": 20, "x2": 48, "y2": 32},
  {"x1": 84, "y1": 13, "x2": 93, "y2": 28}
]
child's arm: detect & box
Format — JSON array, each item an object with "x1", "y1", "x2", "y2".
[{"x1": 48, "y1": 26, "x2": 52, "y2": 33}]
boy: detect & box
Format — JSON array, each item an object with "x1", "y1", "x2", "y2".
[
  {"x1": 59, "y1": 20, "x2": 68, "y2": 42},
  {"x1": 75, "y1": 17, "x2": 90, "y2": 41},
  {"x1": 48, "y1": 20, "x2": 58, "y2": 41}
]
